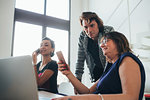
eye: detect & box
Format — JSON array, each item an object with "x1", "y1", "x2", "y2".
[
  {"x1": 84, "y1": 26, "x2": 88, "y2": 29},
  {"x1": 90, "y1": 24, "x2": 94, "y2": 27},
  {"x1": 45, "y1": 44, "x2": 49, "y2": 46}
]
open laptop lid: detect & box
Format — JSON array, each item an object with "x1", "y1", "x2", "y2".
[{"x1": 0, "y1": 55, "x2": 38, "y2": 100}]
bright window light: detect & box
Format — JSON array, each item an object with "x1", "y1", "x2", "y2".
[
  {"x1": 13, "y1": 22, "x2": 42, "y2": 58},
  {"x1": 47, "y1": 27, "x2": 69, "y2": 84},
  {"x1": 46, "y1": 0, "x2": 69, "y2": 20},
  {"x1": 15, "y1": 0, "x2": 44, "y2": 14}
]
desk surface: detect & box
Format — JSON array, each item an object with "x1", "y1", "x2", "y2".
[{"x1": 38, "y1": 91, "x2": 63, "y2": 100}]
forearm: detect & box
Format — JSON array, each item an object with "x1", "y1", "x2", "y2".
[
  {"x1": 53, "y1": 94, "x2": 102, "y2": 100},
  {"x1": 75, "y1": 33, "x2": 86, "y2": 80},
  {"x1": 66, "y1": 72, "x2": 90, "y2": 94},
  {"x1": 32, "y1": 52, "x2": 39, "y2": 83},
  {"x1": 33, "y1": 65, "x2": 39, "y2": 84},
  {"x1": 53, "y1": 94, "x2": 135, "y2": 100},
  {"x1": 75, "y1": 50, "x2": 86, "y2": 80},
  {"x1": 101, "y1": 94, "x2": 135, "y2": 100}
]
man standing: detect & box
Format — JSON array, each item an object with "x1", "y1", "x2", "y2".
[{"x1": 75, "y1": 12, "x2": 114, "y2": 82}]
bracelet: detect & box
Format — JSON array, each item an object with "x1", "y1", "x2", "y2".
[{"x1": 98, "y1": 93, "x2": 104, "y2": 100}]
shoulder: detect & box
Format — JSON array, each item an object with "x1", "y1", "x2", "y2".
[
  {"x1": 119, "y1": 52, "x2": 142, "y2": 65},
  {"x1": 119, "y1": 54, "x2": 140, "y2": 72},
  {"x1": 47, "y1": 60, "x2": 58, "y2": 70},
  {"x1": 78, "y1": 31, "x2": 87, "y2": 44},
  {"x1": 118, "y1": 52, "x2": 138, "y2": 63},
  {"x1": 119, "y1": 56, "x2": 140, "y2": 80},
  {"x1": 104, "y1": 25, "x2": 114, "y2": 29},
  {"x1": 79, "y1": 31, "x2": 87, "y2": 39},
  {"x1": 103, "y1": 25, "x2": 114, "y2": 33},
  {"x1": 50, "y1": 60, "x2": 58, "y2": 66},
  {"x1": 121, "y1": 56, "x2": 139, "y2": 66},
  {"x1": 116, "y1": 52, "x2": 140, "y2": 69}
]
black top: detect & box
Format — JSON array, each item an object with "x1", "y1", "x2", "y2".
[
  {"x1": 88, "y1": 38, "x2": 104, "y2": 82},
  {"x1": 94, "y1": 52, "x2": 145, "y2": 100},
  {"x1": 37, "y1": 60, "x2": 58, "y2": 93}
]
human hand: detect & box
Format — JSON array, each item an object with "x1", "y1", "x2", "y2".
[
  {"x1": 74, "y1": 88, "x2": 79, "y2": 95},
  {"x1": 52, "y1": 96, "x2": 74, "y2": 100},
  {"x1": 58, "y1": 61, "x2": 71, "y2": 76},
  {"x1": 52, "y1": 94, "x2": 98, "y2": 100},
  {"x1": 32, "y1": 49, "x2": 40, "y2": 65}
]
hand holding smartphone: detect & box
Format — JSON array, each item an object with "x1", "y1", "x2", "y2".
[
  {"x1": 35, "y1": 48, "x2": 40, "y2": 54},
  {"x1": 32, "y1": 48, "x2": 40, "y2": 65},
  {"x1": 56, "y1": 51, "x2": 68, "y2": 70}
]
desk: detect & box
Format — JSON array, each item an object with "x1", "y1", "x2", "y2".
[{"x1": 38, "y1": 91, "x2": 64, "y2": 99}]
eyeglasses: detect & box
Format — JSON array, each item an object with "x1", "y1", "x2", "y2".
[{"x1": 100, "y1": 38, "x2": 109, "y2": 46}]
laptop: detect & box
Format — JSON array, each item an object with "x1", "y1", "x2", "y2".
[{"x1": 0, "y1": 55, "x2": 39, "y2": 100}]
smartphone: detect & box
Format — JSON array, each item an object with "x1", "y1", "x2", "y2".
[
  {"x1": 35, "y1": 48, "x2": 40, "y2": 54},
  {"x1": 56, "y1": 51, "x2": 68, "y2": 70}
]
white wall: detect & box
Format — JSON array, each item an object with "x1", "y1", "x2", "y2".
[
  {"x1": 70, "y1": 0, "x2": 95, "y2": 88},
  {"x1": 70, "y1": 0, "x2": 82, "y2": 75},
  {"x1": 0, "y1": 0, "x2": 15, "y2": 58},
  {"x1": 88, "y1": 0, "x2": 150, "y2": 93}
]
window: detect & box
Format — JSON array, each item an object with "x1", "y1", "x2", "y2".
[
  {"x1": 13, "y1": 0, "x2": 70, "y2": 84},
  {"x1": 47, "y1": 28, "x2": 69, "y2": 84},
  {"x1": 15, "y1": 0, "x2": 44, "y2": 14},
  {"x1": 46, "y1": 27, "x2": 68, "y2": 62},
  {"x1": 13, "y1": 22, "x2": 42, "y2": 61},
  {"x1": 46, "y1": 0, "x2": 69, "y2": 20},
  {"x1": 13, "y1": 22, "x2": 42, "y2": 56}
]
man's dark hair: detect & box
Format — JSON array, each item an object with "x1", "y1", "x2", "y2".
[{"x1": 80, "y1": 12, "x2": 104, "y2": 32}]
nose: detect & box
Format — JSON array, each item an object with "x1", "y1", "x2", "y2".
[
  {"x1": 88, "y1": 27, "x2": 92, "y2": 33},
  {"x1": 40, "y1": 45, "x2": 43, "y2": 48},
  {"x1": 40, "y1": 45, "x2": 45, "y2": 49}
]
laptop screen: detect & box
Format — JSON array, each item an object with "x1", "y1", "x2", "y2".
[{"x1": 0, "y1": 55, "x2": 38, "y2": 100}]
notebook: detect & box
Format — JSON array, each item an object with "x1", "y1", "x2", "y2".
[{"x1": 0, "y1": 55, "x2": 39, "y2": 100}]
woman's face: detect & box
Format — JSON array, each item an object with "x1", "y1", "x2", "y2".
[
  {"x1": 100, "y1": 38, "x2": 118, "y2": 59},
  {"x1": 40, "y1": 40, "x2": 53, "y2": 56}
]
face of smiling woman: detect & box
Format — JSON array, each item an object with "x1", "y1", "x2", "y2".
[{"x1": 40, "y1": 40, "x2": 54, "y2": 56}]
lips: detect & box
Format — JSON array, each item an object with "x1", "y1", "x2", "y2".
[
  {"x1": 102, "y1": 47, "x2": 107, "y2": 51},
  {"x1": 89, "y1": 33, "x2": 94, "y2": 37},
  {"x1": 102, "y1": 47, "x2": 108, "y2": 54},
  {"x1": 41, "y1": 50, "x2": 46, "y2": 53}
]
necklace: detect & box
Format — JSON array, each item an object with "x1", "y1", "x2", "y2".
[{"x1": 39, "y1": 63, "x2": 46, "y2": 71}]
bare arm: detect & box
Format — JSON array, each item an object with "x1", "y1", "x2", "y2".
[
  {"x1": 54, "y1": 56, "x2": 141, "y2": 100},
  {"x1": 58, "y1": 62, "x2": 97, "y2": 94},
  {"x1": 34, "y1": 66, "x2": 54, "y2": 86},
  {"x1": 32, "y1": 51, "x2": 54, "y2": 86},
  {"x1": 99, "y1": 56, "x2": 141, "y2": 100}
]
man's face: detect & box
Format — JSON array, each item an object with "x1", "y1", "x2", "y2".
[{"x1": 82, "y1": 20, "x2": 99, "y2": 40}]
